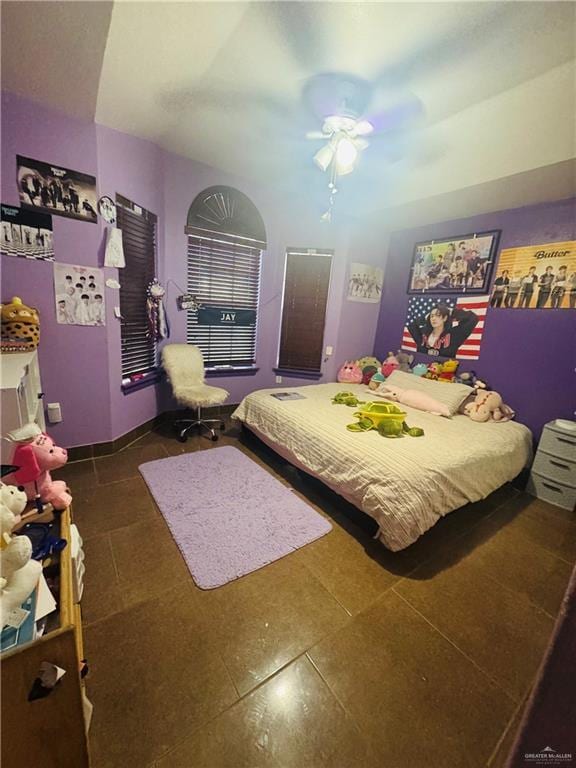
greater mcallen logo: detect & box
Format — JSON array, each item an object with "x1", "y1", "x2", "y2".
[{"x1": 524, "y1": 746, "x2": 573, "y2": 765}]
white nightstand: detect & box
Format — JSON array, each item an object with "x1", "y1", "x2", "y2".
[{"x1": 527, "y1": 420, "x2": 576, "y2": 511}]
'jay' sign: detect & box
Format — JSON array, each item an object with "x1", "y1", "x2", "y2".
[{"x1": 197, "y1": 306, "x2": 256, "y2": 327}]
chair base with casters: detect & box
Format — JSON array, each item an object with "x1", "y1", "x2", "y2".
[{"x1": 174, "y1": 406, "x2": 226, "y2": 442}]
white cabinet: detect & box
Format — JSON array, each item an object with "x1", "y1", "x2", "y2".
[
  {"x1": 527, "y1": 420, "x2": 576, "y2": 511},
  {"x1": 0, "y1": 351, "x2": 45, "y2": 462}
]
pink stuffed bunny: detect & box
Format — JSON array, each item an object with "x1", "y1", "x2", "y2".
[{"x1": 5, "y1": 431, "x2": 71, "y2": 511}]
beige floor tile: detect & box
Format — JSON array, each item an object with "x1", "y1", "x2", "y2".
[
  {"x1": 85, "y1": 585, "x2": 238, "y2": 768},
  {"x1": 196, "y1": 556, "x2": 349, "y2": 696},
  {"x1": 394, "y1": 552, "x2": 554, "y2": 701},
  {"x1": 81, "y1": 534, "x2": 123, "y2": 625},
  {"x1": 73, "y1": 476, "x2": 159, "y2": 541},
  {"x1": 309, "y1": 590, "x2": 516, "y2": 768},
  {"x1": 156, "y1": 656, "x2": 373, "y2": 768},
  {"x1": 487, "y1": 699, "x2": 527, "y2": 768},
  {"x1": 94, "y1": 443, "x2": 168, "y2": 484},
  {"x1": 110, "y1": 518, "x2": 194, "y2": 608}
]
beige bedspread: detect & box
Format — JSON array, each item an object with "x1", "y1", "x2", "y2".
[{"x1": 232, "y1": 383, "x2": 533, "y2": 551}]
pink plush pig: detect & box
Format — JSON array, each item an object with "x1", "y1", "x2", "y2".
[
  {"x1": 5, "y1": 427, "x2": 72, "y2": 511},
  {"x1": 337, "y1": 361, "x2": 363, "y2": 384}
]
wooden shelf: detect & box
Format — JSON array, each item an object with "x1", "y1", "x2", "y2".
[{"x1": 1, "y1": 506, "x2": 90, "y2": 768}]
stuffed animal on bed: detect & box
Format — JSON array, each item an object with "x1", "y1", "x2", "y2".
[
  {"x1": 381, "y1": 352, "x2": 400, "y2": 379},
  {"x1": 462, "y1": 390, "x2": 514, "y2": 422},
  {"x1": 395, "y1": 350, "x2": 414, "y2": 373},
  {"x1": 438, "y1": 359, "x2": 459, "y2": 383},
  {"x1": 337, "y1": 361, "x2": 363, "y2": 384},
  {"x1": 356, "y1": 356, "x2": 381, "y2": 386}
]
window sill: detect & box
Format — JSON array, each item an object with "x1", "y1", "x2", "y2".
[
  {"x1": 121, "y1": 369, "x2": 163, "y2": 394},
  {"x1": 205, "y1": 367, "x2": 260, "y2": 378},
  {"x1": 273, "y1": 368, "x2": 323, "y2": 381}
]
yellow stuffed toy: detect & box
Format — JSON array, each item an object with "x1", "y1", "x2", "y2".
[
  {"x1": 438, "y1": 359, "x2": 459, "y2": 383},
  {"x1": 1, "y1": 296, "x2": 40, "y2": 351}
]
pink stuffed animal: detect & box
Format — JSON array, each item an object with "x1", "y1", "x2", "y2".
[
  {"x1": 337, "y1": 361, "x2": 363, "y2": 384},
  {"x1": 381, "y1": 352, "x2": 400, "y2": 379},
  {"x1": 5, "y1": 429, "x2": 71, "y2": 511}
]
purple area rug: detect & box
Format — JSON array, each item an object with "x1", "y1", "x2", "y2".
[{"x1": 139, "y1": 446, "x2": 332, "y2": 589}]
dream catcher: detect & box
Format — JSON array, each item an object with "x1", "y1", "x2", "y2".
[{"x1": 146, "y1": 279, "x2": 169, "y2": 341}]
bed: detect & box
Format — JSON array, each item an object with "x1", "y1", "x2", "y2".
[{"x1": 232, "y1": 382, "x2": 533, "y2": 551}]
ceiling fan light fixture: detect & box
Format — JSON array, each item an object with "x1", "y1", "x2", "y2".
[
  {"x1": 334, "y1": 136, "x2": 358, "y2": 175},
  {"x1": 313, "y1": 143, "x2": 335, "y2": 172},
  {"x1": 354, "y1": 119, "x2": 374, "y2": 136}
]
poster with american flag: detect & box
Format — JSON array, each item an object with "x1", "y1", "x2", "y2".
[{"x1": 401, "y1": 295, "x2": 489, "y2": 360}]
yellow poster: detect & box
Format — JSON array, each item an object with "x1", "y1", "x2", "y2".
[{"x1": 490, "y1": 241, "x2": 576, "y2": 309}]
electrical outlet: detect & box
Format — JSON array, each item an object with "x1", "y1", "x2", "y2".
[
  {"x1": 275, "y1": 375, "x2": 282, "y2": 384},
  {"x1": 325, "y1": 345, "x2": 333, "y2": 356}
]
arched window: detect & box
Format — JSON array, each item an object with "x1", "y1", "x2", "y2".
[{"x1": 185, "y1": 186, "x2": 266, "y2": 371}]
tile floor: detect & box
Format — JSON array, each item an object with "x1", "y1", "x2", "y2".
[{"x1": 59, "y1": 420, "x2": 575, "y2": 768}]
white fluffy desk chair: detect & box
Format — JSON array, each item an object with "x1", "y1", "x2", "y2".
[{"x1": 162, "y1": 343, "x2": 229, "y2": 442}]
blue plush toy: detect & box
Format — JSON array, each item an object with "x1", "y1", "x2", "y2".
[{"x1": 412, "y1": 363, "x2": 428, "y2": 377}]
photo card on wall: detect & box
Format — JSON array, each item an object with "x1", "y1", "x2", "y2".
[
  {"x1": 17, "y1": 155, "x2": 98, "y2": 223},
  {"x1": 347, "y1": 263, "x2": 383, "y2": 303},
  {"x1": 490, "y1": 240, "x2": 576, "y2": 309},
  {"x1": 408, "y1": 231, "x2": 500, "y2": 295},
  {"x1": 1, "y1": 203, "x2": 54, "y2": 261},
  {"x1": 54, "y1": 263, "x2": 106, "y2": 326},
  {"x1": 401, "y1": 294, "x2": 489, "y2": 360}
]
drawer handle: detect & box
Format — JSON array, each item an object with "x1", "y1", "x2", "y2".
[
  {"x1": 549, "y1": 460, "x2": 571, "y2": 470},
  {"x1": 557, "y1": 437, "x2": 576, "y2": 446},
  {"x1": 542, "y1": 482, "x2": 562, "y2": 493}
]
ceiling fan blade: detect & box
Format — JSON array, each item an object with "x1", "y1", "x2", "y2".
[
  {"x1": 367, "y1": 91, "x2": 425, "y2": 135},
  {"x1": 373, "y1": 4, "x2": 517, "y2": 89},
  {"x1": 262, "y1": 2, "x2": 327, "y2": 73},
  {"x1": 303, "y1": 73, "x2": 373, "y2": 121}
]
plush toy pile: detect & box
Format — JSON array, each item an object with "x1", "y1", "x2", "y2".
[
  {"x1": 4, "y1": 424, "x2": 72, "y2": 511},
  {"x1": 0, "y1": 483, "x2": 42, "y2": 622}
]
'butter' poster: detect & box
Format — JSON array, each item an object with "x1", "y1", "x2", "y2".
[{"x1": 490, "y1": 241, "x2": 576, "y2": 310}]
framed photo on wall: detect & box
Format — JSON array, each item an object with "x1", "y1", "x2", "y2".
[{"x1": 408, "y1": 230, "x2": 500, "y2": 295}]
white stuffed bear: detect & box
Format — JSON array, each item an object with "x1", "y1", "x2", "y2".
[
  {"x1": 0, "y1": 484, "x2": 42, "y2": 624},
  {"x1": 0, "y1": 482, "x2": 28, "y2": 525}
]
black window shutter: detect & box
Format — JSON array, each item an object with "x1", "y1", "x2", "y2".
[
  {"x1": 116, "y1": 197, "x2": 157, "y2": 379},
  {"x1": 278, "y1": 248, "x2": 333, "y2": 373},
  {"x1": 186, "y1": 233, "x2": 262, "y2": 368}
]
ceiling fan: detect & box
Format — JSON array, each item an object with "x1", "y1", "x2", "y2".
[{"x1": 302, "y1": 73, "x2": 424, "y2": 220}]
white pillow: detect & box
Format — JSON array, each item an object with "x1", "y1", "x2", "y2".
[{"x1": 385, "y1": 370, "x2": 471, "y2": 416}]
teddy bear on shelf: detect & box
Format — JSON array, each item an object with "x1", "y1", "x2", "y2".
[
  {"x1": 4, "y1": 424, "x2": 72, "y2": 511},
  {"x1": 0, "y1": 484, "x2": 42, "y2": 622}
]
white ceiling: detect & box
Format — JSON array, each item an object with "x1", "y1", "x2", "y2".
[{"x1": 2, "y1": 1, "x2": 575, "y2": 216}]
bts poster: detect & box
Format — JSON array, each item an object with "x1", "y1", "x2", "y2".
[
  {"x1": 0, "y1": 203, "x2": 54, "y2": 261},
  {"x1": 54, "y1": 263, "x2": 106, "y2": 326},
  {"x1": 401, "y1": 294, "x2": 489, "y2": 360},
  {"x1": 17, "y1": 155, "x2": 98, "y2": 223},
  {"x1": 490, "y1": 241, "x2": 576, "y2": 309}
]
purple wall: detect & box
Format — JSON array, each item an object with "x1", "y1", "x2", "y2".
[
  {"x1": 1, "y1": 92, "x2": 112, "y2": 446},
  {"x1": 2, "y1": 93, "x2": 377, "y2": 448},
  {"x1": 373, "y1": 198, "x2": 576, "y2": 438}
]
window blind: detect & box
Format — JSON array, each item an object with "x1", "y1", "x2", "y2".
[
  {"x1": 186, "y1": 233, "x2": 262, "y2": 368},
  {"x1": 117, "y1": 196, "x2": 157, "y2": 379},
  {"x1": 278, "y1": 248, "x2": 333, "y2": 373}
]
